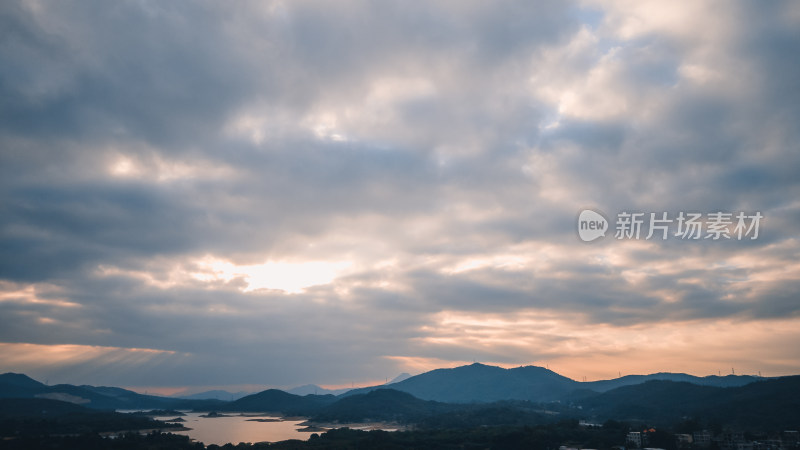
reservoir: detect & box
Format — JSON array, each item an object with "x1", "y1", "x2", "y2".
[{"x1": 154, "y1": 412, "x2": 311, "y2": 446}]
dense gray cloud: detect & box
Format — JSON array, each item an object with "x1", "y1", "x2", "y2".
[{"x1": 1, "y1": 0, "x2": 799, "y2": 388}]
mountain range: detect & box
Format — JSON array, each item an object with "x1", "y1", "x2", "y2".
[
  {"x1": 0, "y1": 364, "x2": 766, "y2": 409},
  {"x1": 340, "y1": 363, "x2": 761, "y2": 402},
  {"x1": 286, "y1": 384, "x2": 350, "y2": 396},
  {"x1": 0, "y1": 372, "x2": 223, "y2": 411},
  {"x1": 174, "y1": 389, "x2": 253, "y2": 401},
  {"x1": 286, "y1": 372, "x2": 412, "y2": 396},
  {"x1": 168, "y1": 373, "x2": 416, "y2": 400},
  {"x1": 1, "y1": 364, "x2": 795, "y2": 431}
]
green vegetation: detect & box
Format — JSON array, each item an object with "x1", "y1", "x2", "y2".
[
  {"x1": 0, "y1": 420, "x2": 642, "y2": 450},
  {"x1": 0, "y1": 431, "x2": 202, "y2": 450},
  {"x1": 311, "y1": 389, "x2": 453, "y2": 423},
  {"x1": 579, "y1": 376, "x2": 800, "y2": 430},
  {"x1": 0, "y1": 398, "x2": 181, "y2": 440}
]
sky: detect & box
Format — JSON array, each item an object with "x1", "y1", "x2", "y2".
[{"x1": 1, "y1": 0, "x2": 800, "y2": 395}]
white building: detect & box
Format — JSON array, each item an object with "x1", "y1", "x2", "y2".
[{"x1": 627, "y1": 432, "x2": 643, "y2": 448}]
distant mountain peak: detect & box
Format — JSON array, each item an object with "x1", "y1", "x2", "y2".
[
  {"x1": 340, "y1": 362, "x2": 579, "y2": 403},
  {"x1": 0, "y1": 372, "x2": 45, "y2": 389},
  {"x1": 177, "y1": 389, "x2": 251, "y2": 401},
  {"x1": 452, "y1": 362, "x2": 502, "y2": 372},
  {"x1": 388, "y1": 373, "x2": 412, "y2": 384},
  {"x1": 287, "y1": 384, "x2": 349, "y2": 396}
]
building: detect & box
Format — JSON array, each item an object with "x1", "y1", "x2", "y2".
[
  {"x1": 718, "y1": 431, "x2": 749, "y2": 450},
  {"x1": 676, "y1": 434, "x2": 693, "y2": 447},
  {"x1": 694, "y1": 430, "x2": 712, "y2": 447},
  {"x1": 752, "y1": 439, "x2": 782, "y2": 450},
  {"x1": 628, "y1": 432, "x2": 643, "y2": 448}
]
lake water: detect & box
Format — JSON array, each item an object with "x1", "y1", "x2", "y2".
[{"x1": 154, "y1": 412, "x2": 311, "y2": 446}]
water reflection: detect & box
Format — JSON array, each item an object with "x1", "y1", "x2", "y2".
[{"x1": 156, "y1": 412, "x2": 310, "y2": 446}]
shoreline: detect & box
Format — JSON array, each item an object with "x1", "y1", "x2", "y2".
[{"x1": 295, "y1": 420, "x2": 407, "y2": 433}]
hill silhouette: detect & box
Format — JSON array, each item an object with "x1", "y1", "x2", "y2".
[
  {"x1": 0, "y1": 373, "x2": 223, "y2": 411},
  {"x1": 311, "y1": 389, "x2": 557, "y2": 426},
  {"x1": 340, "y1": 363, "x2": 764, "y2": 403},
  {"x1": 221, "y1": 389, "x2": 336, "y2": 414},
  {"x1": 343, "y1": 363, "x2": 579, "y2": 402},
  {"x1": 584, "y1": 372, "x2": 761, "y2": 392},
  {"x1": 176, "y1": 389, "x2": 252, "y2": 401},
  {"x1": 313, "y1": 388, "x2": 453, "y2": 422},
  {"x1": 0, "y1": 373, "x2": 47, "y2": 398},
  {"x1": 0, "y1": 373, "x2": 45, "y2": 390},
  {"x1": 0, "y1": 366, "x2": 788, "y2": 431},
  {"x1": 0, "y1": 398, "x2": 180, "y2": 436},
  {"x1": 577, "y1": 376, "x2": 800, "y2": 430}
]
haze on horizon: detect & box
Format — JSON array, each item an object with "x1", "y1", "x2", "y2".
[{"x1": 1, "y1": 0, "x2": 799, "y2": 392}]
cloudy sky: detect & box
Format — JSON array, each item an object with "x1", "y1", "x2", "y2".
[{"x1": 1, "y1": 0, "x2": 799, "y2": 394}]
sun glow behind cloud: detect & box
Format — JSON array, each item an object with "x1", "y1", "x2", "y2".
[
  {"x1": 192, "y1": 257, "x2": 353, "y2": 293},
  {"x1": 107, "y1": 152, "x2": 235, "y2": 183}
]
